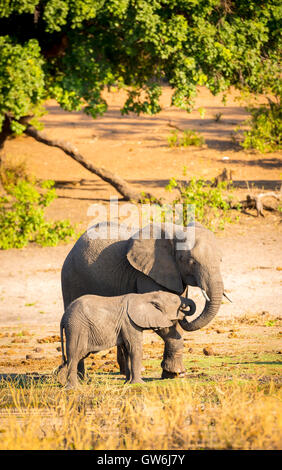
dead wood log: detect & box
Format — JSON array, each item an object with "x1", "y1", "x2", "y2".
[
  {"x1": 238, "y1": 192, "x2": 280, "y2": 217},
  {"x1": 167, "y1": 121, "x2": 185, "y2": 133},
  {"x1": 25, "y1": 125, "x2": 156, "y2": 203}
]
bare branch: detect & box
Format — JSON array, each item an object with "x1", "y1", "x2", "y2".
[
  {"x1": 167, "y1": 121, "x2": 185, "y2": 133},
  {"x1": 25, "y1": 125, "x2": 157, "y2": 203},
  {"x1": 238, "y1": 192, "x2": 280, "y2": 217}
]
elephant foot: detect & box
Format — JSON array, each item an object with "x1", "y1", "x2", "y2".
[
  {"x1": 64, "y1": 382, "x2": 78, "y2": 391},
  {"x1": 119, "y1": 366, "x2": 145, "y2": 376},
  {"x1": 55, "y1": 364, "x2": 67, "y2": 386},
  {"x1": 130, "y1": 378, "x2": 145, "y2": 385},
  {"x1": 161, "y1": 369, "x2": 186, "y2": 379},
  {"x1": 79, "y1": 373, "x2": 89, "y2": 383}
]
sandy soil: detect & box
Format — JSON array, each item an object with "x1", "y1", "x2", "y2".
[
  {"x1": 4, "y1": 86, "x2": 281, "y2": 225},
  {"x1": 0, "y1": 86, "x2": 281, "y2": 374},
  {"x1": 0, "y1": 222, "x2": 281, "y2": 328}
]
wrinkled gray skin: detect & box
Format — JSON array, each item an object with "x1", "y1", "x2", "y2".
[
  {"x1": 61, "y1": 221, "x2": 224, "y2": 378},
  {"x1": 59, "y1": 291, "x2": 190, "y2": 389}
]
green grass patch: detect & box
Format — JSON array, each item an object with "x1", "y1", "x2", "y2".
[{"x1": 167, "y1": 129, "x2": 205, "y2": 148}]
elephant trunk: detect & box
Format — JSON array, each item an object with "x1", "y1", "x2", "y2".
[{"x1": 179, "y1": 278, "x2": 224, "y2": 332}]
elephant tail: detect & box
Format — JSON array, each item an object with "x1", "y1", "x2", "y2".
[{"x1": 60, "y1": 317, "x2": 67, "y2": 365}]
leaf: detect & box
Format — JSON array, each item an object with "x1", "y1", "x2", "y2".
[{"x1": 198, "y1": 107, "x2": 206, "y2": 119}]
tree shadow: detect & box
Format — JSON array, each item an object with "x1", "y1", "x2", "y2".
[
  {"x1": 52, "y1": 179, "x2": 126, "y2": 202},
  {"x1": 235, "y1": 361, "x2": 282, "y2": 366},
  {"x1": 0, "y1": 373, "x2": 54, "y2": 388},
  {"x1": 93, "y1": 371, "x2": 163, "y2": 384},
  {"x1": 129, "y1": 178, "x2": 282, "y2": 191},
  {"x1": 42, "y1": 103, "x2": 249, "y2": 152},
  {"x1": 57, "y1": 195, "x2": 112, "y2": 202},
  {"x1": 53, "y1": 179, "x2": 106, "y2": 188},
  {"x1": 204, "y1": 138, "x2": 241, "y2": 151},
  {"x1": 227, "y1": 157, "x2": 282, "y2": 169}
]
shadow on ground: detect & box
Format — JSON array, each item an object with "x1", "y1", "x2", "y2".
[
  {"x1": 0, "y1": 373, "x2": 53, "y2": 388},
  {"x1": 53, "y1": 178, "x2": 282, "y2": 198}
]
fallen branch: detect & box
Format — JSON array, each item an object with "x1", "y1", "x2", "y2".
[
  {"x1": 212, "y1": 168, "x2": 281, "y2": 216},
  {"x1": 167, "y1": 121, "x2": 185, "y2": 133},
  {"x1": 25, "y1": 125, "x2": 157, "y2": 203},
  {"x1": 237, "y1": 192, "x2": 280, "y2": 217}
]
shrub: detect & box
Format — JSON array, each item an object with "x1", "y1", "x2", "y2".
[
  {"x1": 0, "y1": 178, "x2": 76, "y2": 249},
  {"x1": 165, "y1": 174, "x2": 239, "y2": 231},
  {"x1": 0, "y1": 156, "x2": 30, "y2": 187},
  {"x1": 239, "y1": 102, "x2": 281, "y2": 153},
  {"x1": 167, "y1": 129, "x2": 205, "y2": 148}
]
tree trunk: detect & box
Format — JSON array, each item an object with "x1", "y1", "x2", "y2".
[
  {"x1": 0, "y1": 115, "x2": 13, "y2": 193},
  {"x1": 24, "y1": 125, "x2": 146, "y2": 202},
  {"x1": 0, "y1": 115, "x2": 12, "y2": 151}
]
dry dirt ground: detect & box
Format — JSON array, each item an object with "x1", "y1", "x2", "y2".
[{"x1": 0, "y1": 86, "x2": 281, "y2": 377}]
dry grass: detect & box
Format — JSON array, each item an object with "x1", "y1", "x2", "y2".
[
  {"x1": 0, "y1": 155, "x2": 30, "y2": 189},
  {"x1": 0, "y1": 376, "x2": 281, "y2": 450}
]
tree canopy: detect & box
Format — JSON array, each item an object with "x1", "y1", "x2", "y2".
[{"x1": 0, "y1": 0, "x2": 281, "y2": 142}]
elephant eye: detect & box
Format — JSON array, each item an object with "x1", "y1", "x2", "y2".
[{"x1": 152, "y1": 302, "x2": 162, "y2": 311}]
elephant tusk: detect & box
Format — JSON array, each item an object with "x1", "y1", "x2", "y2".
[
  {"x1": 223, "y1": 292, "x2": 232, "y2": 303},
  {"x1": 201, "y1": 289, "x2": 210, "y2": 302}
]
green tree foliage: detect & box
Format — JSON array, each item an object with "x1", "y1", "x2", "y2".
[
  {"x1": 0, "y1": 178, "x2": 76, "y2": 249},
  {"x1": 165, "y1": 175, "x2": 238, "y2": 231},
  {"x1": 240, "y1": 101, "x2": 282, "y2": 152},
  {"x1": 0, "y1": 0, "x2": 281, "y2": 141}
]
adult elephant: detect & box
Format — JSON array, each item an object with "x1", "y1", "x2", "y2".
[{"x1": 61, "y1": 221, "x2": 224, "y2": 379}]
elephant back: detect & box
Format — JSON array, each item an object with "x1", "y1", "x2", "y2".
[{"x1": 62, "y1": 222, "x2": 140, "y2": 301}]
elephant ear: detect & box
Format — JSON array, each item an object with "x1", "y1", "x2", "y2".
[
  {"x1": 128, "y1": 300, "x2": 174, "y2": 329},
  {"x1": 127, "y1": 225, "x2": 183, "y2": 294}
]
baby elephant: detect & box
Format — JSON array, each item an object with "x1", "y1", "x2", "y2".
[{"x1": 58, "y1": 291, "x2": 195, "y2": 389}]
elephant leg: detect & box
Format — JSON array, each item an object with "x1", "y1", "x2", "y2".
[
  {"x1": 119, "y1": 325, "x2": 143, "y2": 384},
  {"x1": 56, "y1": 363, "x2": 67, "y2": 386},
  {"x1": 121, "y1": 344, "x2": 131, "y2": 383},
  {"x1": 129, "y1": 343, "x2": 144, "y2": 384},
  {"x1": 65, "y1": 334, "x2": 87, "y2": 389},
  {"x1": 65, "y1": 357, "x2": 79, "y2": 389},
  {"x1": 117, "y1": 344, "x2": 127, "y2": 376},
  {"x1": 77, "y1": 359, "x2": 85, "y2": 381},
  {"x1": 155, "y1": 323, "x2": 186, "y2": 379}
]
